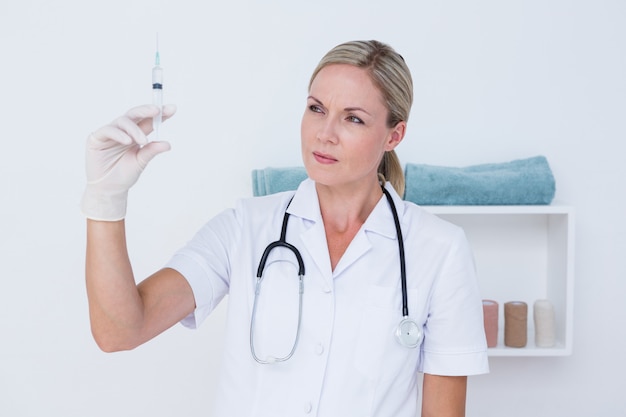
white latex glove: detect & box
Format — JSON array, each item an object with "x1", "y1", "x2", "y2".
[{"x1": 81, "y1": 104, "x2": 177, "y2": 221}]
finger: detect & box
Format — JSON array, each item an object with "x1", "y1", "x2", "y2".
[
  {"x1": 125, "y1": 104, "x2": 160, "y2": 135},
  {"x1": 136, "y1": 141, "x2": 171, "y2": 169},
  {"x1": 125, "y1": 104, "x2": 160, "y2": 122},
  {"x1": 89, "y1": 124, "x2": 134, "y2": 146},
  {"x1": 124, "y1": 104, "x2": 176, "y2": 137},
  {"x1": 90, "y1": 106, "x2": 155, "y2": 146},
  {"x1": 110, "y1": 115, "x2": 149, "y2": 146},
  {"x1": 136, "y1": 103, "x2": 177, "y2": 132},
  {"x1": 162, "y1": 103, "x2": 177, "y2": 122}
]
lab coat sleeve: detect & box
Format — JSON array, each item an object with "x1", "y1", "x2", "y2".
[
  {"x1": 419, "y1": 228, "x2": 489, "y2": 376},
  {"x1": 165, "y1": 208, "x2": 239, "y2": 329}
]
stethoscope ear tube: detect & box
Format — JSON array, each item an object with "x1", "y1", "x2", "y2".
[
  {"x1": 251, "y1": 198, "x2": 306, "y2": 364},
  {"x1": 250, "y1": 273, "x2": 304, "y2": 364}
]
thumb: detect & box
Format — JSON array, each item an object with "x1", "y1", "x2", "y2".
[{"x1": 136, "y1": 141, "x2": 171, "y2": 169}]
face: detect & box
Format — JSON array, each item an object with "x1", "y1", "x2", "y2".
[{"x1": 301, "y1": 64, "x2": 405, "y2": 191}]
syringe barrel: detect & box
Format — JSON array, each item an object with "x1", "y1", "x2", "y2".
[
  {"x1": 152, "y1": 72, "x2": 163, "y2": 140},
  {"x1": 153, "y1": 88, "x2": 163, "y2": 106},
  {"x1": 153, "y1": 87, "x2": 162, "y2": 120},
  {"x1": 152, "y1": 66, "x2": 163, "y2": 88}
]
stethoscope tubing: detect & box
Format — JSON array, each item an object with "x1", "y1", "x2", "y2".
[
  {"x1": 250, "y1": 187, "x2": 421, "y2": 364},
  {"x1": 382, "y1": 188, "x2": 410, "y2": 318}
]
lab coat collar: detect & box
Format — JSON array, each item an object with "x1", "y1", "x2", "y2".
[
  {"x1": 287, "y1": 179, "x2": 405, "y2": 281},
  {"x1": 286, "y1": 178, "x2": 323, "y2": 224},
  {"x1": 286, "y1": 179, "x2": 406, "y2": 239},
  {"x1": 287, "y1": 179, "x2": 330, "y2": 280},
  {"x1": 363, "y1": 181, "x2": 406, "y2": 240}
]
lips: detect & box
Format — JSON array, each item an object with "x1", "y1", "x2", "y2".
[{"x1": 313, "y1": 151, "x2": 338, "y2": 164}]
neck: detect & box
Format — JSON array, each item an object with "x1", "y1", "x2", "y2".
[{"x1": 316, "y1": 179, "x2": 384, "y2": 233}]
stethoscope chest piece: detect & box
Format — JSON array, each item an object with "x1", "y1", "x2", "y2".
[{"x1": 396, "y1": 317, "x2": 423, "y2": 348}]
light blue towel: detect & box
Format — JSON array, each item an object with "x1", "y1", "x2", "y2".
[
  {"x1": 252, "y1": 166, "x2": 308, "y2": 196},
  {"x1": 404, "y1": 156, "x2": 556, "y2": 205}
]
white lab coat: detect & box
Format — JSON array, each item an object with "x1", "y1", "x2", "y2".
[{"x1": 167, "y1": 179, "x2": 488, "y2": 417}]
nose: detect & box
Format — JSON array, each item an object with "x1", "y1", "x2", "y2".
[{"x1": 317, "y1": 117, "x2": 339, "y2": 144}]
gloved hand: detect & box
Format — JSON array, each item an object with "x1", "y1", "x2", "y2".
[{"x1": 81, "y1": 104, "x2": 177, "y2": 221}]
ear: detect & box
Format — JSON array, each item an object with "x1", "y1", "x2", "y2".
[{"x1": 384, "y1": 121, "x2": 406, "y2": 151}]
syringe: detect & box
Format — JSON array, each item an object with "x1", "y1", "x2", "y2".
[{"x1": 152, "y1": 35, "x2": 163, "y2": 141}]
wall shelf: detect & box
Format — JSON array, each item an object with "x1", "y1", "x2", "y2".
[{"x1": 423, "y1": 204, "x2": 575, "y2": 357}]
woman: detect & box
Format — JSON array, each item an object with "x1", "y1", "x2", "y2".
[{"x1": 83, "y1": 40, "x2": 488, "y2": 417}]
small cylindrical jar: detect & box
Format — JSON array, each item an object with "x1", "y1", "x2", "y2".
[
  {"x1": 534, "y1": 299, "x2": 556, "y2": 348},
  {"x1": 482, "y1": 300, "x2": 499, "y2": 348},
  {"x1": 504, "y1": 301, "x2": 528, "y2": 348}
]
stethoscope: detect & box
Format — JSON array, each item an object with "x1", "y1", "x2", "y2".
[{"x1": 250, "y1": 187, "x2": 423, "y2": 364}]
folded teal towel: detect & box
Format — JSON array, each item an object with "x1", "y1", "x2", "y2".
[
  {"x1": 252, "y1": 166, "x2": 308, "y2": 196},
  {"x1": 404, "y1": 156, "x2": 555, "y2": 205}
]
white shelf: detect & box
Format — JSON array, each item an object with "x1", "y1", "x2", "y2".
[{"x1": 423, "y1": 204, "x2": 575, "y2": 357}]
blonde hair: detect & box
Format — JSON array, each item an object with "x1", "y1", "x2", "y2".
[{"x1": 309, "y1": 40, "x2": 413, "y2": 196}]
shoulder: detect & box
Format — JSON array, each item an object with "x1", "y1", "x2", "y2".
[
  {"x1": 402, "y1": 201, "x2": 460, "y2": 232},
  {"x1": 381, "y1": 182, "x2": 464, "y2": 244},
  {"x1": 400, "y1": 200, "x2": 467, "y2": 249},
  {"x1": 237, "y1": 178, "x2": 319, "y2": 223},
  {"x1": 188, "y1": 192, "x2": 293, "y2": 241},
  {"x1": 234, "y1": 190, "x2": 295, "y2": 221},
  {"x1": 236, "y1": 191, "x2": 290, "y2": 210},
  {"x1": 216, "y1": 190, "x2": 301, "y2": 239}
]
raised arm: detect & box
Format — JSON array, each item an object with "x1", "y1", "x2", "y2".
[
  {"x1": 82, "y1": 105, "x2": 195, "y2": 352},
  {"x1": 86, "y1": 220, "x2": 195, "y2": 351}
]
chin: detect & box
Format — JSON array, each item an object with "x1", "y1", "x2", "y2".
[{"x1": 304, "y1": 162, "x2": 334, "y2": 184}]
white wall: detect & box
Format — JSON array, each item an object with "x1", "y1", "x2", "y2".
[{"x1": 1, "y1": 0, "x2": 624, "y2": 415}]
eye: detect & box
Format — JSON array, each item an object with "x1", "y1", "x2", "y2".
[
  {"x1": 309, "y1": 104, "x2": 324, "y2": 114},
  {"x1": 347, "y1": 115, "x2": 364, "y2": 124}
]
